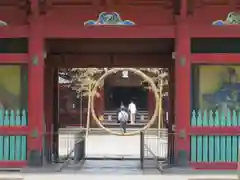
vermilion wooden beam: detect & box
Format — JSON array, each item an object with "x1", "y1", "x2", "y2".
[
  {"x1": 44, "y1": 25, "x2": 175, "y2": 38},
  {"x1": 30, "y1": 0, "x2": 39, "y2": 16},
  {"x1": 0, "y1": 54, "x2": 28, "y2": 63},
  {"x1": 48, "y1": 54, "x2": 172, "y2": 67},
  {"x1": 0, "y1": 126, "x2": 29, "y2": 135},
  {"x1": 0, "y1": 26, "x2": 29, "y2": 38},
  {"x1": 0, "y1": 161, "x2": 27, "y2": 168},
  {"x1": 190, "y1": 25, "x2": 240, "y2": 38},
  {"x1": 191, "y1": 162, "x2": 238, "y2": 170},
  {"x1": 191, "y1": 54, "x2": 240, "y2": 64},
  {"x1": 180, "y1": 0, "x2": 187, "y2": 17},
  {"x1": 190, "y1": 127, "x2": 240, "y2": 136}
]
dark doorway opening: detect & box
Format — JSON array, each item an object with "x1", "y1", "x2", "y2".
[{"x1": 105, "y1": 86, "x2": 147, "y2": 110}]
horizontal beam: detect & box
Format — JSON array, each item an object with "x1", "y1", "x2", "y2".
[
  {"x1": 190, "y1": 25, "x2": 240, "y2": 38},
  {"x1": 47, "y1": 54, "x2": 173, "y2": 67},
  {"x1": 190, "y1": 162, "x2": 238, "y2": 170},
  {"x1": 190, "y1": 127, "x2": 240, "y2": 136},
  {"x1": 2, "y1": 24, "x2": 240, "y2": 39},
  {"x1": 0, "y1": 24, "x2": 240, "y2": 39},
  {"x1": 0, "y1": 126, "x2": 29, "y2": 135},
  {"x1": 0, "y1": 54, "x2": 28, "y2": 63},
  {"x1": 191, "y1": 54, "x2": 240, "y2": 64},
  {"x1": 0, "y1": 26, "x2": 29, "y2": 38},
  {"x1": 44, "y1": 25, "x2": 175, "y2": 38},
  {"x1": 0, "y1": 161, "x2": 26, "y2": 168}
]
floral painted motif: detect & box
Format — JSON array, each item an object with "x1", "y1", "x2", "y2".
[
  {"x1": 212, "y1": 12, "x2": 240, "y2": 25},
  {"x1": 84, "y1": 12, "x2": 135, "y2": 26}
]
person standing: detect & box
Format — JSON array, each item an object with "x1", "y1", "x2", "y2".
[
  {"x1": 118, "y1": 106, "x2": 129, "y2": 133},
  {"x1": 128, "y1": 100, "x2": 136, "y2": 124}
]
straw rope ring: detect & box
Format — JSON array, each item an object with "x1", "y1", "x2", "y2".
[{"x1": 90, "y1": 68, "x2": 159, "y2": 136}]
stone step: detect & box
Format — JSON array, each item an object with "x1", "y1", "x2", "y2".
[
  {"x1": 104, "y1": 113, "x2": 149, "y2": 121},
  {"x1": 104, "y1": 111, "x2": 148, "y2": 115},
  {"x1": 87, "y1": 128, "x2": 168, "y2": 135},
  {"x1": 102, "y1": 120, "x2": 148, "y2": 124},
  {"x1": 60, "y1": 127, "x2": 168, "y2": 135},
  {"x1": 99, "y1": 123, "x2": 146, "y2": 129}
]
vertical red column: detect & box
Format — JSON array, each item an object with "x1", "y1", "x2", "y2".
[
  {"x1": 94, "y1": 87, "x2": 104, "y2": 121},
  {"x1": 148, "y1": 89, "x2": 154, "y2": 120},
  {"x1": 28, "y1": 15, "x2": 45, "y2": 166},
  {"x1": 44, "y1": 66, "x2": 54, "y2": 162},
  {"x1": 99, "y1": 87, "x2": 104, "y2": 117},
  {"x1": 175, "y1": 1, "x2": 191, "y2": 164}
]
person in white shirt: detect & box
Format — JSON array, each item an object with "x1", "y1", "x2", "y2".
[{"x1": 128, "y1": 100, "x2": 136, "y2": 124}]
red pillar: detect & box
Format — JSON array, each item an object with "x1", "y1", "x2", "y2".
[
  {"x1": 148, "y1": 89, "x2": 154, "y2": 120},
  {"x1": 175, "y1": 0, "x2": 191, "y2": 165},
  {"x1": 99, "y1": 87, "x2": 104, "y2": 117},
  {"x1": 94, "y1": 87, "x2": 104, "y2": 118},
  {"x1": 44, "y1": 66, "x2": 54, "y2": 162},
  {"x1": 28, "y1": 16, "x2": 45, "y2": 166}
]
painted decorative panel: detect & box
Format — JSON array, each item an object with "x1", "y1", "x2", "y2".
[
  {"x1": 192, "y1": 65, "x2": 240, "y2": 112},
  {"x1": 0, "y1": 65, "x2": 28, "y2": 109}
]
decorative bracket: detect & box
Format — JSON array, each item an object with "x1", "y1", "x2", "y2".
[
  {"x1": 31, "y1": 128, "x2": 39, "y2": 138},
  {"x1": 84, "y1": 12, "x2": 135, "y2": 26},
  {"x1": 179, "y1": 129, "x2": 186, "y2": 139},
  {"x1": 179, "y1": 56, "x2": 186, "y2": 66},
  {"x1": 0, "y1": 20, "x2": 8, "y2": 27},
  {"x1": 32, "y1": 55, "x2": 39, "y2": 66}
]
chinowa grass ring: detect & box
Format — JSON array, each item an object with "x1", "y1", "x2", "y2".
[{"x1": 90, "y1": 68, "x2": 159, "y2": 136}]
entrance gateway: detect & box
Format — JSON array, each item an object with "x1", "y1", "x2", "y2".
[{"x1": 0, "y1": 0, "x2": 239, "y2": 170}]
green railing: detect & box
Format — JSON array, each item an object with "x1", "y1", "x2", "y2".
[
  {"x1": 190, "y1": 110, "x2": 240, "y2": 163},
  {"x1": 0, "y1": 109, "x2": 27, "y2": 161}
]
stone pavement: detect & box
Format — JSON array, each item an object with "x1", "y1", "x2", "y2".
[
  {"x1": 14, "y1": 133, "x2": 236, "y2": 178},
  {"x1": 86, "y1": 135, "x2": 141, "y2": 158},
  {"x1": 59, "y1": 133, "x2": 168, "y2": 159},
  {"x1": 0, "y1": 173, "x2": 238, "y2": 180}
]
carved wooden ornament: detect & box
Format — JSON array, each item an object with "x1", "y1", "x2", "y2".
[
  {"x1": 180, "y1": 56, "x2": 186, "y2": 66},
  {"x1": 32, "y1": 55, "x2": 39, "y2": 65},
  {"x1": 84, "y1": 12, "x2": 135, "y2": 26}
]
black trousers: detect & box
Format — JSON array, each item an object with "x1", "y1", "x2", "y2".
[{"x1": 120, "y1": 122, "x2": 127, "y2": 133}]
